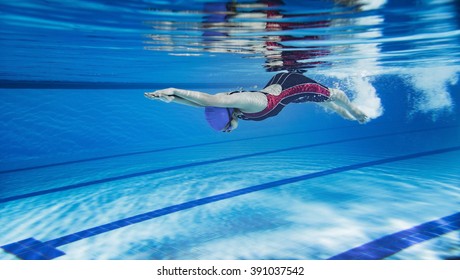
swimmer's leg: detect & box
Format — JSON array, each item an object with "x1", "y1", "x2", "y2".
[
  {"x1": 318, "y1": 101, "x2": 355, "y2": 121},
  {"x1": 328, "y1": 89, "x2": 369, "y2": 124}
]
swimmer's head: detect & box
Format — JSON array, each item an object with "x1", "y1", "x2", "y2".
[{"x1": 205, "y1": 107, "x2": 237, "y2": 132}]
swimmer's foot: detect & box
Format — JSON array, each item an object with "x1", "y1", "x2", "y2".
[
  {"x1": 350, "y1": 107, "x2": 369, "y2": 124},
  {"x1": 327, "y1": 88, "x2": 370, "y2": 124},
  {"x1": 357, "y1": 114, "x2": 369, "y2": 124}
]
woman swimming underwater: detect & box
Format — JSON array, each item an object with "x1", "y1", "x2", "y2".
[{"x1": 145, "y1": 72, "x2": 369, "y2": 132}]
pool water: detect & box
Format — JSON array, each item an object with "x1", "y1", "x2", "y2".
[{"x1": 0, "y1": 0, "x2": 459, "y2": 260}]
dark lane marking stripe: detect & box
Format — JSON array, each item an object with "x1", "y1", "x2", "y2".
[
  {"x1": 328, "y1": 212, "x2": 460, "y2": 260},
  {"x1": 2, "y1": 146, "x2": 459, "y2": 259},
  {"x1": 0, "y1": 238, "x2": 65, "y2": 260},
  {"x1": 0, "y1": 126, "x2": 458, "y2": 204},
  {"x1": 0, "y1": 81, "x2": 241, "y2": 89},
  {"x1": 0, "y1": 125, "x2": 358, "y2": 175}
]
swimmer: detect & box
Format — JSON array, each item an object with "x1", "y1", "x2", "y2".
[{"x1": 145, "y1": 72, "x2": 369, "y2": 132}]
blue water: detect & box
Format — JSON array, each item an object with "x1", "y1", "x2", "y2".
[{"x1": 0, "y1": 0, "x2": 459, "y2": 260}]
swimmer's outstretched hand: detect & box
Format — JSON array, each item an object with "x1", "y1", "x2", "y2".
[{"x1": 144, "y1": 89, "x2": 175, "y2": 103}]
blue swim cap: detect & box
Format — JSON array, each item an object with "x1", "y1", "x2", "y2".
[{"x1": 205, "y1": 107, "x2": 234, "y2": 131}]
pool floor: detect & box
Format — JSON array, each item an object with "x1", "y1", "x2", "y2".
[{"x1": 0, "y1": 124, "x2": 459, "y2": 260}]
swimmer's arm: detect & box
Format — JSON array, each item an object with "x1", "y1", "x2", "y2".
[
  {"x1": 165, "y1": 88, "x2": 258, "y2": 111},
  {"x1": 146, "y1": 88, "x2": 260, "y2": 112},
  {"x1": 169, "y1": 96, "x2": 204, "y2": 108},
  {"x1": 145, "y1": 90, "x2": 203, "y2": 107},
  {"x1": 167, "y1": 88, "x2": 225, "y2": 107},
  {"x1": 146, "y1": 88, "x2": 211, "y2": 106}
]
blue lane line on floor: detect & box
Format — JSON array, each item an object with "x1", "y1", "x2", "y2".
[
  {"x1": 0, "y1": 125, "x2": 357, "y2": 175},
  {"x1": 2, "y1": 146, "x2": 459, "y2": 259},
  {"x1": 328, "y1": 212, "x2": 460, "y2": 260},
  {"x1": 0, "y1": 126, "x2": 456, "y2": 205},
  {"x1": 1, "y1": 238, "x2": 65, "y2": 260}
]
